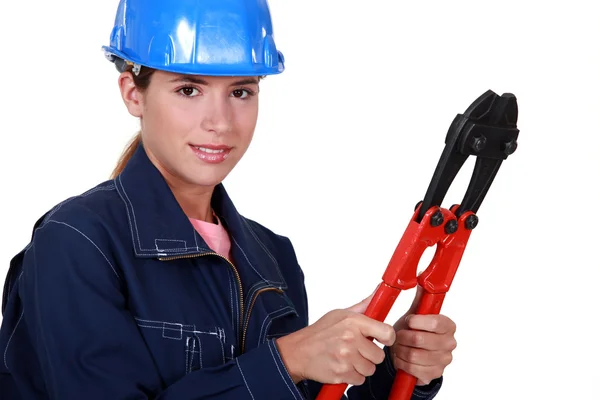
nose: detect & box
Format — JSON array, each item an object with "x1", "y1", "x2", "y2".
[{"x1": 200, "y1": 97, "x2": 233, "y2": 135}]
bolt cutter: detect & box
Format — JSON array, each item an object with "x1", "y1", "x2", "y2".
[{"x1": 316, "y1": 89, "x2": 520, "y2": 400}]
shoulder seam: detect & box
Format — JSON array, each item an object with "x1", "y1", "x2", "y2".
[
  {"x1": 38, "y1": 183, "x2": 116, "y2": 231},
  {"x1": 43, "y1": 219, "x2": 121, "y2": 283}
]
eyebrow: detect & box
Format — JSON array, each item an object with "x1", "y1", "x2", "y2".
[{"x1": 170, "y1": 76, "x2": 259, "y2": 86}]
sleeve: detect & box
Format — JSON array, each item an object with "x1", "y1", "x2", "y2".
[
  {"x1": 293, "y1": 267, "x2": 443, "y2": 400},
  {"x1": 19, "y1": 218, "x2": 303, "y2": 400}
]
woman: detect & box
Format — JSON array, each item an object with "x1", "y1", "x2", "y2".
[{"x1": 0, "y1": 0, "x2": 457, "y2": 399}]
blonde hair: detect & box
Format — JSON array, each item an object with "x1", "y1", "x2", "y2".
[{"x1": 110, "y1": 132, "x2": 142, "y2": 179}]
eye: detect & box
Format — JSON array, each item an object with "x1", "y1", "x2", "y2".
[
  {"x1": 231, "y1": 88, "x2": 254, "y2": 99},
  {"x1": 178, "y1": 86, "x2": 200, "y2": 97}
]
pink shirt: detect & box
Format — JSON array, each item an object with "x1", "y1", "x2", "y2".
[{"x1": 189, "y1": 213, "x2": 232, "y2": 260}]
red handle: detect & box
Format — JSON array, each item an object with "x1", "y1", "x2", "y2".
[
  {"x1": 316, "y1": 206, "x2": 468, "y2": 400},
  {"x1": 389, "y1": 292, "x2": 446, "y2": 400},
  {"x1": 316, "y1": 283, "x2": 401, "y2": 400}
]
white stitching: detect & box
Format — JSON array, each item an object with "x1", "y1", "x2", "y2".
[
  {"x1": 37, "y1": 184, "x2": 115, "y2": 233},
  {"x1": 242, "y1": 219, "x2": 285, "y2": 284},
  {"x1": 194, "y1": 335, "x2": 202, "y2": 369},
  {"x1": 116, "y1": 175, "x2": 200, "y2": 254},
  {"x1": 268, "y1": 339, "x2": 302, "y2": 400},
  {"x1": 259, "y1": 306, "x2": 296, "y2": 344},
  {"x1": 230, "y1": 236, "x2": 284, "y2": 286},
  {"x1": 116, "y1": 175, "x2": 144, "y2": 254},
  {"x1": 154, "y1": 239, "x2": 187, "y2": 252},
  {"x1": 228, "y1": 269, "x2": 235, "y2": 331},
  {"x1": 134, "y1": 318, "x2": 219, "y2": 333},
  {"x1": 185, "y1": 337, "x2": 191, "y2": 374},
  {"x1": 3, "y1": 310, "x2": 24, "y2": 369},
  {"x1": 241, "y1": 220, "x2": 287, "y2": 286},
  {"x1": 192, "y1": 228, "x2": 200, "y2": 251},
  {"x1": 236, "y1": 359, "x2": 256, "y2": 400},
  {"x1": 45, "y1": 220, "x2": 121, "y2": 282}
]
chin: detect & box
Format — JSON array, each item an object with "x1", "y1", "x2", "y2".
[{"x1": 185, "y1": 171, "x2": 231, "y2": 188}]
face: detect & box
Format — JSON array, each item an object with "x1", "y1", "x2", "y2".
[{"x1": 119, "y1": 70, "x2": 260, "y2": 190}]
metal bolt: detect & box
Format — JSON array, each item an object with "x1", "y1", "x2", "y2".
[
  {"x1": 431, "y1": 210, "x2": 444, "y2": 227},
  {"x1": 465, "y1": 215, "x2": 479, "y2": 230},
  {"x1": 504, "y1": 140, "x2": 518, "y2": 156},
  {"x1": 470, "y1": 135, "x2": 487, "y2": 152},
  {"x1": 445, "y1": 220, "x2": 458, "y2": 234}
]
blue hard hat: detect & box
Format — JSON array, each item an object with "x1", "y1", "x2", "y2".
[{"x1": 102, "y1": 0, "x2": 285, "y2": 76}]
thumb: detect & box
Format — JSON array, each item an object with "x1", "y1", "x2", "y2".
[
  {"x1": 394, "y1": 284, "x2": 424, "y2": 331},
  {"x1": 346, "y1": 285, "x2": 379, "y2": 314},
  {"x1": 407, "y1": 284, "x2": 425, "y2": 315}
]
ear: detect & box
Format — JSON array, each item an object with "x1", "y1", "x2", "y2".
[{"x1": 118, "y1": 71, "x2": 144, "y2": 117}]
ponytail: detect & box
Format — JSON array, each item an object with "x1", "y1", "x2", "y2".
[{"x1": 110, "y1": 132, "x2": 142, "y2": 179}]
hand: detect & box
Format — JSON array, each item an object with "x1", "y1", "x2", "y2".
[
  {"x1": 391, "y1": 286, "x2": 457, "y2": 386},
  {"x1": 275, "y1": 291, "x2": 396, "y2": 386}
]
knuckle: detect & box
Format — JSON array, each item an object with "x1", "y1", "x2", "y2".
[
  {"x1": 450, "y1": 321, "x2": 457, "y2": 333},
  {"x1": 429, "y1": 317, "x2": 438, "y2": 331},
  {"x1": 340, "y1": 312, "x2": 354, "y2": 324},
  {"x1": 332, "y1": 376, "x2": 343, "y2": 385},
  {"x1": 337, "y1": 345, "x2": 351, "y2": 360},
  {"x1": 434, "y1": 366, "x2": 444, "y2": 379},
  {"x1": 402, "y1": 361, "x2": 418, "y2": 376},
  {"x1": 443, "y1": 352, "x2": 453, "y2": 366},
  {"x1": 412, "y1": 333, "x2": 424, "y2": 347},
  {"x1": 407, "y1": 348, "x2": 420, "y2": 364},
  {"x1": 448, "y1": 338, "x2": 458, "y2": 350},
  {"x1": 341, "y1": 329, "x2": 356, "y2": 342},
  {"x1": 445, "y1": 316, "x2": 457, "y2": 332},
  {"x1": 333, "y1": 362, "x2": 350, "y2": 376},
  {"x1": 340, "y1": 314, "x2": 352, "y2": 324}
]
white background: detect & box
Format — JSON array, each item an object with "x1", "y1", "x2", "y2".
[{"x1": 1, "y1": 0, "x2": 599, "y2": 399}]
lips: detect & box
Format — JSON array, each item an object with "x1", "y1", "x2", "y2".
[
  {"x1": 189, "y1": 144, "x2": 232, "y2": 164},
  {"x1": 191, "y1": 144, "x2": 232, "y2": 151},
  {"x1": 193, "y1": 146, "x2": 227, "y2": 154}
]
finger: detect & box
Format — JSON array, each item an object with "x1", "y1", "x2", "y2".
[
  {"x1": 357, "y1": 339, "x2": 387, "y2": 366},
  {"x1": 346, "y1": 369, "x2": 367, "y2": 386},
  {"x1": 351, "y1": 349, "x2": 378, "y2": 378},
  {"x1": 393, "y1": 345, "x2": 453, "y2": 367},
  {"x1": 407, "y1": 284, "x2": 424, "y2": 315},
  {"x1": 393, "y1": 357, "x2": 443, "y2": 386},
  {"x1": 406, "y1": 314, "x2": 456, "y2": 334},
  {"x1": 330, "y1": 353, "x2": 369, "y2": 386},
  {"x1": 355, "y1": 316, "x2": 396, "y2": 347},
  {"x1": 394, "y1": 286, "x2": 425, "y2": 332},
  {"x1": 394, "y1": 329, "x2": 457, "y2": 352},
  {"x1": 346, "y1": 285, "x2": 379, "y2": 314}
]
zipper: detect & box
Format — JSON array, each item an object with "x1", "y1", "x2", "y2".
[
  {"x1": 241, "y1": 287, "x2": 283, "y2": 353},
  {"x1": 159, "y1": 252, "x2": 244, "y2": 350},
  {"x1": 159, "y1": 252, "x2": 284, "y2": 354}
]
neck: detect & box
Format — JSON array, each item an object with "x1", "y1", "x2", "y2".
[{"x1": 170, "y1": 184, "x2": 215, "y2": 222}]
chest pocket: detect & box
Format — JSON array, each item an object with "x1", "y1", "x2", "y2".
[
  {"x1": 253, "y1": 290, "x2": 305, "y2": 344},
  {"x1": 134, "y1": 317, "x2": 233, "y2": 385}
]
